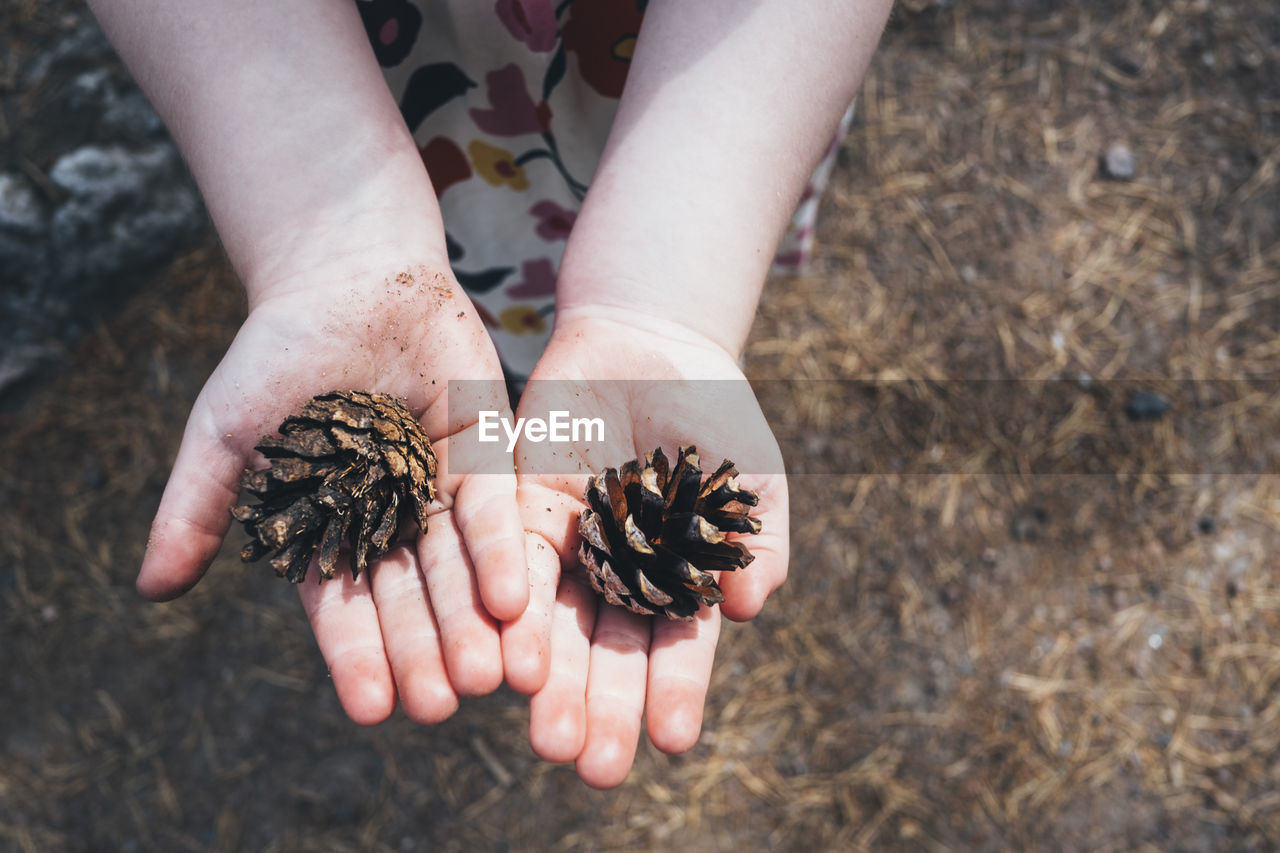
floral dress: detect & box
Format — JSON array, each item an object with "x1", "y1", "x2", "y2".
[{"x1": 357, "y1": 0, "x2": 850, "y2": 380}]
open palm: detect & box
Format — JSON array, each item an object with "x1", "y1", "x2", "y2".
[
  {"x1": 139, "y1": 269, "x2": 528, "y2": 724},
  {"x1": 500, "y1": 315, "x2": 790, "y2": 787}
]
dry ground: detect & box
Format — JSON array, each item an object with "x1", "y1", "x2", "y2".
[{"x1": 3, "y1": 1, "x2": 1279, "y2": 850}]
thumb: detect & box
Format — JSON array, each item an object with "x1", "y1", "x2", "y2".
[{"x1": 138, "y1": 403, "x2": 247, "y2": 600}]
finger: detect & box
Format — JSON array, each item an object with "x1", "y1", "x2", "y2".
[
  {"x1": 503, "y1": 482, "x2": 583, "y2": 695},
  {"x1": 646, "y1": 606, "x2": 721, "y2": 753},
  {"x1": 528, "y1": 575, "x2": 595, "y2": 763},
  {"x1": 514, "y1": 484, "x2": 587, "y2": 557},
  {"x1": 452, "y1": 469, "x2": 528, "y2": 622},
  {"x1": 368, "y1": 544, "x2": 458, "y2": 724},
  {"x1": 575, "y1": 606, "x2": 652, "y2": 789},
  {"x1": 418, "y1": 511, "x2": 504, "y2": 697},
  {"x1": 138, "y1": 405, "x2": 243, "y2": 600},
  {"x1": 719, "y1": 481, "x2": 790, "y2": 621},
  {"x1": 501, "y1": 532, "x2": 558, "y2": 694},
  {"x1": 718, "y1": 534, "x2": 789, "y2": 622},
  {"x1": 298, "y1": 564, "x2": 397, "y2": 726}
]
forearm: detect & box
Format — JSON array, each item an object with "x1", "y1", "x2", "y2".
[
  {"x1": 87, "y1": 0, "x2": 445, "y2": 301},
  {"x1": 555, "y1": 0, "x2": 892, "y2": 356}
]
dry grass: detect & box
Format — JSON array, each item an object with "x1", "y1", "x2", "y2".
[{"x1": 2, "y1": 0, "x2": 1278, "y2": 850}]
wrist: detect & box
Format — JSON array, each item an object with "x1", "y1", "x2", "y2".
[
  {"x1": 553, "y1": 258, "x2": 760, "y2": 363},
  {"x1": 237, "y1": 159, "x2": 452, "y2": 311},
  {"x1": 549, "y1": 310, "x2": 745, "y2": 373},
  {"x1": 237, "y1": 150, "x2": 451, "y2": 308},
  {"x1": 244, "y1": 249, "x2": 461, "y2": 324}
]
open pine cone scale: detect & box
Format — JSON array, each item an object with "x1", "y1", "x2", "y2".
[{"x1": 578, "y1": 446, "x2": 762, "y2": 621}]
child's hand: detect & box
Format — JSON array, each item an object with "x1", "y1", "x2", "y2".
[
  {"x1": 88, "y1": 0, "x2": 534, "y2": 724},
  {"x1": 494, "y1": 0, "x2": 890, "y2": 782},
  {"x1": 500, "y1": 315, "x2": 789, "y2": 788},
  {"x1": 140, "y1": 268, "x2": 527, "y2": 724}
]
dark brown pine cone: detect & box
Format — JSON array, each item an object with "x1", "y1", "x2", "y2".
[
  {"x1": 578, "y1": 446, "x2": 762, "y2": 621},
  {"x1": 231, "y1": 391, "x2": 436, "y2": 583}
]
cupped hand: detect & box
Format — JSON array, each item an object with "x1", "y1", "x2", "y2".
[
  {"x1": 499, "y1": 313, "x2": 789, "y2": 787},
  {"x1": 139, "y1": 265, "x2": 528, "y2": 725}
]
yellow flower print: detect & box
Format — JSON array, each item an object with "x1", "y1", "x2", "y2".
[
  {"x1": 499, "y1": 305, "x2": 547, "y2": 335},
  {"x1": 468, "y1": 140, "x2": 530, "y2": 191},
  {"x1": 612, "y1": 36, "x2": 636, "y2": 61}
]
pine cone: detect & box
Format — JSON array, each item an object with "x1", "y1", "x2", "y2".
[
  {"x1": 231, "y1": 391, "x2": 437, "y2": 583},
  {"x1": 578, "y1": 446, "x2": 762, "y2": 621}
]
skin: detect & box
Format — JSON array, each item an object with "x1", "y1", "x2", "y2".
[
  {"x1": 88, "y1": 0, "x2": 528, "y2": 725},
  {"x1": 88, "y1": 0, "x2": 893, "y2": 785},
  {"x1": 502, "y1": 0, "x2": 893, "y2": 786},
  {"x1": 504, "y1": 316, "x2": 790, "y2": 788}
]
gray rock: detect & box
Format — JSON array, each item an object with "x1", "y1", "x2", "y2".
[
  {"x1": 0, "y1": 173, "x2": 47, "y2": 234},
  {"x1": 0, "y1": 174, "x2": 54, "y2": 308},
  {"x1": 48, "y1": 144, "x2": 201, "y2": 279},
  {"x1": 0, "y1": 231, "x2": 53, "y2": 291},
  {"x1": 1102, "y1": 143, "x2": 1137, "y2": 180},
  {"x1": 1125, "y1": 390, "x2": 1171, "y2": 421},
  {"x1": 22, "y1": 19, "x2": 112, "y2": 88},
  {"x1": 1, "y1": 13, "x2": 207, "y2": 398},
  {"x1": 1, "y1": 144, "x2": 205, "y2": 393},
  {"x1": 49, "y1": 144, "x2": 171, "y2": 200},
  {"x1": 66, "y1": 68, "x2": 115, "y2": 109},
  {"x1": 102, "y1": 91, "x2": 165, "y2": 140}
]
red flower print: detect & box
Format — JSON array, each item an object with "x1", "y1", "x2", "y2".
[
  {"x1": 529, "y1": 200, "x2": 576, "y2": 241},
  {"x1": 469, "y1": 64, "x2": 552, "y2": 137},
  {"x1": 419, "y1": 137, "x2": 472, "y2": 197},
  {"x1": 495, "y1": 0, "x2": 558, "y2": 53},
  {"x1": 561, "y1": 0, "x2": 644, "y2": 98},
  {"x1": 357, "y1": 0, "x2": 422, "y2": 67},
  {"x1": 505, "y1": 258, "x2": 557, "y2": 298}
]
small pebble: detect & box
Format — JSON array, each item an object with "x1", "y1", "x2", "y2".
[
  {"x1": 82, "y1": 457, "x2": 106, "y2": 489},
  {"x1": 1010, "y1": 506, "x2": 1047, "y2": 542},
  {"x1": 1107, "y1": 51, "x2": 1142, "y2": 77},
  {"x1": 1125, "y1": 390, "x2": 1171, "y2": 421},
  {"x1": 1102, "y1": 143, "x2": 1137, "y2": 180}
]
